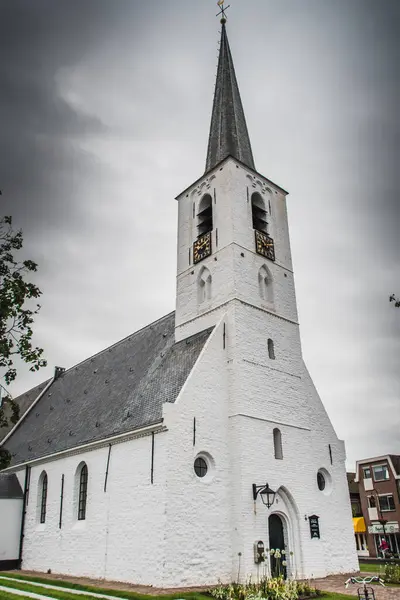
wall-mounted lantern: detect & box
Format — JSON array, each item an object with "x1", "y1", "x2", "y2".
[{"x1": 252, "y1": 483, "x2": 276, "y2": 510}]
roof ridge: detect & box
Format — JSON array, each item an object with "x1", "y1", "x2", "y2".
[{"x1": 60, "y1": 311, "x2": 175, "y2": 376}]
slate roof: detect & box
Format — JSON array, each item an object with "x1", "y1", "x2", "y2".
[
  {"x1": 0, "y1": 473, "x2": 23, "y2": 498},
  {"x1": 1, "y1": 380, "x2": 51, "y2": 444},
  {"x1": 205, "y1": 22, "x2": 255, "y2": 174},
  {"x1": 3, "y1": 312, "x2": 212, "y2": 467}
]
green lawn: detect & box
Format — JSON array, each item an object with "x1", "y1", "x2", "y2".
[
  {"x1": 0, "y1": 580, "x2": 356, "y2": 600},
  {"x1": 359, "y1": 563, "x2": 384, "y2": 573},
  {"x1": 320, "y1": 594, "x2": 357, "y2": 600},
  {"x1": 0, "y1": 573, "x2": 398, "y2": 600},
  {"x1": 0, "y1": 591, "x2": 34, "y2": 600},
  {"x1": 0, "y1": 575, "x2": 209, "y2": 600}
]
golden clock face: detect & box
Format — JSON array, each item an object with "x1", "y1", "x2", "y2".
[
  {"x1": 193, "y1": 232, "x2": 212, "y2": 264},
  {"x1": 255, "y1": 230, "x2": 275, "y2": 261}
]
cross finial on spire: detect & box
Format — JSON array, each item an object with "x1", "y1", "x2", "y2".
[{"x1": 216, "y1": 0, "x2": 230, "y2": 24}]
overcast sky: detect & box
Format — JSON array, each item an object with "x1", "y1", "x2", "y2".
[{"x1": 0, "y1": 0, "x2": 399, "y2": 469}]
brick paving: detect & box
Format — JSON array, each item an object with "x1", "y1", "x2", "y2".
[{"x1": 311, "y1": 574, "x2": 400, "y2": 600}]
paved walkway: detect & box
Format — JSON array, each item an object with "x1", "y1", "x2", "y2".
[
  {"x1": 311, "y1": 574, "x2": 400, "y2": 600},
  {"x1": 0, "y1": 576, "x2": 126, "y2": 600}
]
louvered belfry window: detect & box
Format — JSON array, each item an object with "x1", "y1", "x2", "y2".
[
  {"x1": 40, "y1": 473, "x2": 48, "y2": 524},
  {"x1": 251, "y1": 192, "x2": 268, "y2": 234},
  {"x1": 78, "y1": 464, "x2": 88, "y2": 520},
  {"x1": 197, "y1": 194, "x2": 213, "y2": 237}
]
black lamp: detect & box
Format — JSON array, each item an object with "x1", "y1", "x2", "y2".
[{"x1": 253, "y1": 483, "x2": 276, "y2": 508}]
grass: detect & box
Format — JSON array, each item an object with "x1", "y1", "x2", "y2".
[
  {"x1": 0, "y1": 591, "x2": 35, "y2": 600},
  {"x1": 0, "y1": 581, "x2": 357, "y2": 600},
  {"x1": 0, "y1": 576, "x2": 210, "y2": 600},
  {"x1": 359, "y1": 564, "x2": 383, "y2": 574},
  {"x1": 320, "y1": 594, "x2": 357, "y2": 600}
]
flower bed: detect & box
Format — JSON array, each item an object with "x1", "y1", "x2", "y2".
[{"x1": 209, "y1": 577, "x2": 320, "y2": 600}]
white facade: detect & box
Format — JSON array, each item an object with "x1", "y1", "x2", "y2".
[
  {"x1": 3, "y1": 155, "x2": 359, "y2": 586},
  {"x1": 0, "y1": 499, "x2": 22, "y2": 564}
]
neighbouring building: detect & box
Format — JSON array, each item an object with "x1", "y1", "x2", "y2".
[
  {"x1": 0, "y1": 473, "x2": 24, "y2": 570},
  {"x1": 0, "y1": 17, "x2": 358, "y2": 585},
  {"x1": 354, "y1": 455, "x2": 400, "y2": 557},
  {"x1": 347, "y1": 472, "x2": 368, "y2": 557}
]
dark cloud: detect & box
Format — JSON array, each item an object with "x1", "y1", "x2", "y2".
[{"x1": 0, "y1": 0, "x2": 399, "y2": 468}]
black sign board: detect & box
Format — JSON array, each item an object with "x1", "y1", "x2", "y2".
[{"x1": 309, "y1": 514, "x2": 320, "y2": 539}]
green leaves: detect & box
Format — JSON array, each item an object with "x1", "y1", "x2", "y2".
[
  {"x1": 0, "y1": 215, "x2": 47, "y2": 454},
  {"x1": 389, "y1": 294, "x2": 400, "y2": 308}
]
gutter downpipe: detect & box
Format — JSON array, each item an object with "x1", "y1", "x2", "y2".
[{"x1": 18, "y1": 464, "x2": 31, "y2": 569}]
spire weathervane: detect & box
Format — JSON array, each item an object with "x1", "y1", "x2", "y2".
[{"x1": 216, "y1": 0, "x2": 230, "y2": 24}]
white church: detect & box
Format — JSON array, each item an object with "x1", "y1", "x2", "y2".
[{"x1": 0, "y1": 16, "x2": 358, "y2": 587}]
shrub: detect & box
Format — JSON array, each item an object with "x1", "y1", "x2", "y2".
[{"x1": 384, "y1": 562, "x2": 400, "y2": 584}]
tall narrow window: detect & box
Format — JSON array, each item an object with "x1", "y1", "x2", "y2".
[
  {"x1": 198, "y1": 266, "x2": 212, "y2": 304},
  {"x1": 197, "y1": 194, "x2": 213, "y2": 237},
  {"x1": 251, "y1": 192, "x2": 268, "y2": 233},
  {"x1": 78, "y1": 463, "x2": 88, "y2": 521},
  {"x1": 39, "y1": 471, "x2": 48, "y2": 524},
  {"x1": 258, "y1": 265, "x2": 274, "y2": 304},
  {"x1": 268, "y1": 338, "x2": 275, "y2": 360},
  {"x1": 273, "y1": 428, "x2": 283, "y2": 459}
]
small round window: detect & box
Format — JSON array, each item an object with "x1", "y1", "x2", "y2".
[
  {"x1": 194, "y1": 457, "x2": 208, "y2": 478},
  {"x1": 317, "y1": 471, "x2": 326, "y2": 491}
]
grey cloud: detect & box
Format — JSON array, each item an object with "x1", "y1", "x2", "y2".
[{"x1": 0, "y1": 0, "x2": 399, "y2": 469}]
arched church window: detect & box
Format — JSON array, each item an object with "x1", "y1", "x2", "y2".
[
  {"x1": 198, "y1": 266, "x2": 212, "y2": 304},
  {"x1": 251, "y1": 192, "x2": 268, "y2": 233},
  {"x1": 273, "y1": 428, "x2": 283, "y2": 460},
  {"x1": 197, "y1": 194, "x2": 213, "y2": 237},
  {"x1": 258, "y1": 265, "x2": 274, "y2": 304},
  {"x1": 77, "y1": 463, "x2": 88, "y2": 521},
  {"x1": 268, "y1": 338, "x2": 275, "y2": 360},
  {"x1": 38, "y1": 471, "x2": 48, "y2": 524}
]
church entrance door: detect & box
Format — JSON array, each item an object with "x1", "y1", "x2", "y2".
[{"x1": 268, "y1": 514, "x2": 287, "y2": 578}]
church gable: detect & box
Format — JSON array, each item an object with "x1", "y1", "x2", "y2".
[{"x1": 4, "y1": 312, "x2": 212, "y2": 467}]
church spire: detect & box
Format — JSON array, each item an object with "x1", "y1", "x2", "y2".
[{"x1": 205, "y1": 20, "x2": 255, "y2": 174}]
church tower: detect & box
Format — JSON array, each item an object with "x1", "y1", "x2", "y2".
[
  {"x1": 175, "y1": 20, "x2": 297, "y2": 343},
  {"x1": 171, "y1": 15, "x2": 358, "y2": 582}
]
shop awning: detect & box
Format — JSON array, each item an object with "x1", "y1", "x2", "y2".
[{"x1": 353, "y1": 517, "x2": 366, "y2": 533}]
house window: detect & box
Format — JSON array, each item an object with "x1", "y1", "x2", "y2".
[
  {"x1": 273, "y1": 428, "x2": 283, "y2": 460},
  {"x1": 368, "y1": 496, "x2": 376, "y2": 508},
  {"x1": 197, "y1": 194, "x2": 213, "y2": 237},
  {"x1": 351, "y1": 500, "x2": 362, "y2": 517},
  {"x1": 363, "y1": 467, "x2": 371, "y2": 479},
  {"x1": 379, "y1": 495, "x2": 395, "y2": 512},
  {"x1": 251, "y1": 192, "x2": 268, "y2": 233},
  {"x1": 78, "y1": 464, "x2": 88, "y2": 520},
  {"x1": 373, "y1": 464, "x2": 389, "y2": 481},
  {"x1": 39, "y1": 472, "x2": 48, "y2": 524},
  {"x1": 268, "y1": 338, "x2": 275, "y2": 360}
]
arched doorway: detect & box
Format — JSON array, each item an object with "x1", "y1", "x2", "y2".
[{"x1": 268, "y1": 514, "x2": 286, "y2": 578}]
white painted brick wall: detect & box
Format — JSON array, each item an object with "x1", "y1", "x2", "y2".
[
  {"x1": 15, "y1": 434, "x2": 168, "y2": 586},
  {"x1": 0, "y1": 499, "x2": 23, "y2": 561}
]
